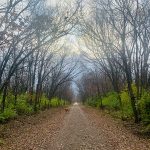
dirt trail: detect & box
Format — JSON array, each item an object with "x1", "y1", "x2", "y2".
[
  {"x1": 52, "y1": 104, "x2": 114, "y2": 150},
  {"x1": 1, "y1": 104, "x2": 150, "y2": 150},
  {"x1": 52, "y1": 104, "x2": 150, "y2": 150}
]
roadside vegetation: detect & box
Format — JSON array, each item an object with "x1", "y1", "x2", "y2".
[
  {"x1": 0, "y1": 93, "x2": 68, "y2": 123},
  {"x1": 1, "y1": 0, "x2": 150, "y2": 137},
  {"x1": 79, "y1": 80, "x2": 150, "y2": 133},
  {"x1": 0, "y1": 0, "x2": 81, "y2": 123},
  {"x1": 77, "y1": 0, "x2": 150, "y2": 133}
]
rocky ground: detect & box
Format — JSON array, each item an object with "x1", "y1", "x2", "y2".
[{"x1": 0, "y1": 104, "x2": 150, "y2": 150}]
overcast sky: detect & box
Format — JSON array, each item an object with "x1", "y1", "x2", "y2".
[{"x1": 47, "y1": 0, "x2": 75, "y2": 6}]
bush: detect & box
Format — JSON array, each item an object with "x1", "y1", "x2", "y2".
[
  {"x1": 86, "y1": 97, "x2": 98, "y2": 107},
  {"x1": 85, "y1": 93, "x2": 120, "y2": 109},
  {"x1": 50, "y1": 98, "x2": 59, "y2": 107},
  {"x1": 40, "y1": 95, "x2": 50, "y2": 109},
  {"x1": 102, "y1": 92, "x2": 120, "y2": 110},
  {"x1": 50, "y1": 98, "x2": 65, "y2": 107},
  {"x1": 86, "y1": 91, "x2": 134, "y2": 120},
  {"x1": 6, "y1": 92, "x2": 15, "y2": 103},
  {"x1": 138, "y1": 91, "x2": 150, "y2": 125},
  {"x1": 120, "y1": 91, "x2": 133, "y2": 119},
  {"x1": 0, "y1": 93, "x2": 68, "y2": 123},
  {"x1": 0, "y1": 108, "x2": 17, "y2": 123},
  {"x1": 18, "y1": 93, "x2": 28, "y2": 101},
  {"x1": 4, "y1": 92, "x2": 15, "y2": 108},
  {"x1": 59, "y1": 99, "x2": 66, "y2": 106},
  {"x1": 16, "y1": 100, "x2": 33, "y2": 115},
  {"x1": 0, "y1": 139, "x2": 5, "y2": 145}
]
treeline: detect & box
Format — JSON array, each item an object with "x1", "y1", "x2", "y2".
[
  {"x1": 78, "y1": 0, "x2": 150, "y2": 127},
  {"x1": 0, "y1": 0, "x2": 80, "y2": 121}
]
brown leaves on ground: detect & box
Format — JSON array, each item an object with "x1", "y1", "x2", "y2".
[
  {"x1": 0, "y1": 105, "x2": 150, "y2": 150},
  {"x1": 83, "y1": 106, "x2": 150, "y2": 150},
  {"x1": 0, "y1": 108, "x2": 66, "y2": 150}
]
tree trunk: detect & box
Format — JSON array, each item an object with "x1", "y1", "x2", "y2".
[{"x1": 1, "y1": 84, "x2": 8, "y2": 113}]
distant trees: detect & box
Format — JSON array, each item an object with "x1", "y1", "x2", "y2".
[
  {"x1": 77, "y1": 69, "x2": 112, "y2": 105},
  {"x1": 78, "y1": 0, "x2": 150, "y2": 123}
]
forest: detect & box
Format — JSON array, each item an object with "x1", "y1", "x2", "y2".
[
  {"x1": 78, "y1": 0, "x2": 150, "y2": 131},
  {"x1": 0, "y1": 0, "x2": 150, "y2": 149},
  {"x1": 0, "y1": 0, "x2": 80, "y2": 122}
]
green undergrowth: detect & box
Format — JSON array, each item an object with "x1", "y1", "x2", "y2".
[
  {"x1": 0, "y1": 93, "x2": 67, "y2": 123},
  {"x1": 138, "y1": 90, "x2": 150, "y2": 126},
  {"x1": 86, "y1": 92, "x2": 133, "y2": 120},
  {"x1": 86, "y1": 86, "x2": 150, "y2": 132},
  {"x1": 0, "y1": 108, "x2": 17, "y2": 123},
  {"x1": 0, "y1": 138, "x2": 5, "y2": 146}
]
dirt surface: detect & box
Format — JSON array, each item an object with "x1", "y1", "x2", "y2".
[
  {"x1": 0, "y1": 104, "x2": 150, "y2": 150},
  {"x1": 0, "y1": 108, "x2": 66, "y2": 150}
]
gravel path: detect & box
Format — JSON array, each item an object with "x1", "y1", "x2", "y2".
[
  {"x1": 1, "y1": 104, "x2": 150, "y2": 150},
  {"x1": 53, "y1": 104, "x2": 115, "y2": 150}
]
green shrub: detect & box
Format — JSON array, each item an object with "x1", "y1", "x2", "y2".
[
  {"x1": 86, "y1": 93, "x2": 120, "y2": 109},
  {"x1": 50, "y1": 98, "x2": 59, "y2": 107},
  {"x1": 6, "y1": 92, "x2": 15, "y2": 103},
  {"x1": 102, "y1": 92, "x2": 120, "y2": 110},
  {"x1": 18, "y1": 93, "x2": 28, "y2": 101},
  {"x1": 16, "y1": 100, "x2": 33, "y2": 115},
  {"x1": 0, "y1": 139, "x2": 5, "y2": 145},
  {"x1": 138, "y1": 91, "x2": 150, "y2": 125},
  {"x1": 86, "y1": 97, "x2": 98, "y2": 107},
  {"x1": 131, "y1": 83, "x2": 138, "y2": 97},
  {"x1": 50, "y1": 98, "x2": 65, "y2": 107},
  {"x1": 86, "y1": 91, "x2": 133, "y2": 120},
  {"x1": 0, "y1": 108, "x2": 17, "y2": 123},
  {"x1": 59, "y1": 99, "x2": 66, "y2": 106},
  {"x1": 4, "y1": 92, "x2": 15, "y2": 108},
  {"x1": 40, "y1": 95, "x2": 50, "y2": 109},
  {"x1": 120, "y1": 91, "x2": 133, "y2": 119},
  {"x1": 0, "y1": 93, "x2": 68, "y2": 123}
]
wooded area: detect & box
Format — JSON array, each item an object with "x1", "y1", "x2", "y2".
[
  {"x1": 0, "y1": 0, "x2": 81, "y2": 122},
  {"x1": 77, "y1": 0, "x2": 150, "y2": 131},
  {"x1": 0, "y1": 0, "x2": 150, "y2": 133}
]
